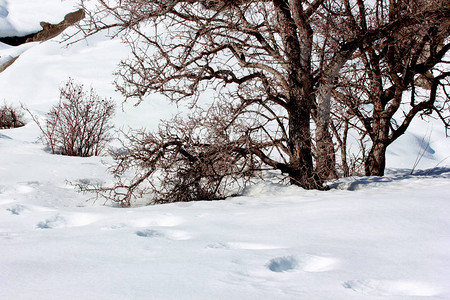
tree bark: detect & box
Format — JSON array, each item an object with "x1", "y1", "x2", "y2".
[
  {"x1": 315, "y1": 81, "x2": 338, "y2": 180},
  {"x1": 365, "y1": 114, "x2": 390, "y2": 176},
  {"x1": 316, "y1": 127, "x2": 338, "y2": 179},
  {"x1": 365, "y1": 142, "x2": 387, "y2": 176},
  {"x1": 287, "y1": 86, "x2": 321, "y2": 188},
  {"x1": 274, "y1": 0, "x2": 323, "y2": 189}
]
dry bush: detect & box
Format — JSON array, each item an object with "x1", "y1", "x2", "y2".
[
  {"x1": 77, "y1": 104, "x2": 261, "y2": 207},
  {"x1": 0, "y1": 103, "x2": 25, "y2": 129},
  {"x1": 30, "y1": 79, "x2": 115, "y2": 157}
]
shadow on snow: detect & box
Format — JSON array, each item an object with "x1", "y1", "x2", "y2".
[{"x1": 329, "y1": 167, "x2": 450, "y2": 191}]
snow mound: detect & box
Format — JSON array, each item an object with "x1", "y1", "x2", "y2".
[{"x1": 0, "y1": 0, "x2": 78, "y2": 37}]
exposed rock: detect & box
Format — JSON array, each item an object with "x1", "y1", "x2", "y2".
[
  {"x1": 0, "y1": 56, "x2": 19, "y2": 73},
  {"x1": 0, "y1": 9, "x2": 85, "y2": 72},
  {"x1": 26, "y1": 9, "x2": 85, "y2": 43}
]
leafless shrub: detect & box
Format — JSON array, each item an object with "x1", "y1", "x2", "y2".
[
  {"x1": 0, "y1": 103, "x2": 25, "y2": 129},
  {"x1": 77, "y1": 103, "x2": 261, "y2": 207},
  {"x1": 29, "y1": 79, "x2": 115, "y2": 157}
]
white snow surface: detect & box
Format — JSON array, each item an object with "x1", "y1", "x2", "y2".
[
  {"x1": 0, "y1": 0, "x2": 79, "y2": 37},
  {"x1": 1, "y1": 3, "x2": 450, "y2": 300}
]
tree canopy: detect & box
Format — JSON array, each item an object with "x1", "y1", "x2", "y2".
[{"x1": 74, "y1": 0, "x2": 450, "y2": 204}]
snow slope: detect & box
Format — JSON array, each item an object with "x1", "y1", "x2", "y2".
[
  {"x1": 1, "y1": 131, "x2": 450, "y2": 299},
  {"x1": 0, "y1": 0, "x2": 78, "y2": 37},
  {"x1": 1, "y1": 2, "x2": 450, "y2": 300},
  {"x1": 2, "y1": 173, "x2": 450, "y2": 300}
]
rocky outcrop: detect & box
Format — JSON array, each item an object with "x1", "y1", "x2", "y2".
[
  {"x1": 0, "y1": 55, "x2": 18, "y2": 73},
  {"x1": 0, "y1": 9, "x2": 85, "y2": 72},
  {"x1": 26, "y1": 9, "x2": 85, "y2": 43}
]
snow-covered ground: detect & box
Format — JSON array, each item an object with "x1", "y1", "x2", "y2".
[
  {"x1": 0, "y1": 0, "x2": 77, "y2": 37},
  {"x1": 1, "y1": 1, "x2": 450, "y2": 299}
]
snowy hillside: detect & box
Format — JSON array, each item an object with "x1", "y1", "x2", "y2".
[
  {"x1": 1, "y1": 1, "x2": 450, "y2": 299},
  {"x1": 0, "y1": 0, "x2": 77, "y2": 37}
]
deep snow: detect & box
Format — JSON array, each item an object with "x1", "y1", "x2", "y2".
[
  {"x1": 1, "y1": 1, "x2": 450, "y2": 299},
  {"x1": 0, "y1": 0, "x2": 77, "y2": 37}
]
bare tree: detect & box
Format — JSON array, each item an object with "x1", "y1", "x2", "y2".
[
  {"x1": 333, "y1": 0, "x2": 450, "y2": 176},
  {"x1": 74, "y1": 0, "x2": 449, "y2": 197}
]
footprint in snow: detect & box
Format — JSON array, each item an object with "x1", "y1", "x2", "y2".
[
  {"x1": 76, "y1": 178, "x2": 103, "y2": 185},
  {"x1": 136, "y1": 229, "x2": 192, "y2": 240},
  {"x1": 343, "y1": 279, "x2": 439, "y2": 297},
  {"x1": 6, "y1": 204, "x2": 26, "y2": 215},
  {"x1": 36, "y1": 213, "x2": 99, "y2": 229},
  {"x1": 267, "y1": 254, "x2": 339, "y2": 273},
  {"x1": 136, "y1": 229, "x2": 163, "y2": 238},
  {"x1": 37, "y1": 215, "x2": 66, "y2": 229},
  {"x1": 205, "y1": 242, "x2": 230, "y2": 249},
  {"x1": 267, "y1": 256, "x2": 298, "y2": 272},
  {"x1": 102, "y1": 223, "x2": 127, "y2": 230}
]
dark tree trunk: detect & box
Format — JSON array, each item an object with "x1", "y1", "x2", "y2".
[
  {"x1": 365, "y1": 141, "x2": 387, "y2": 176},
  {"x1": 287, "y1": 97, "x2": 320, "y2": 188},
  {"x1": 273, "y1": 0, "x2": 323, "y2": 190},
  {"x1": 365, "y1": 115, "x2": 390, "y2": 176},
  {"x1": 287, "y1": 77, "x2": 323, "y2": 189}
]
